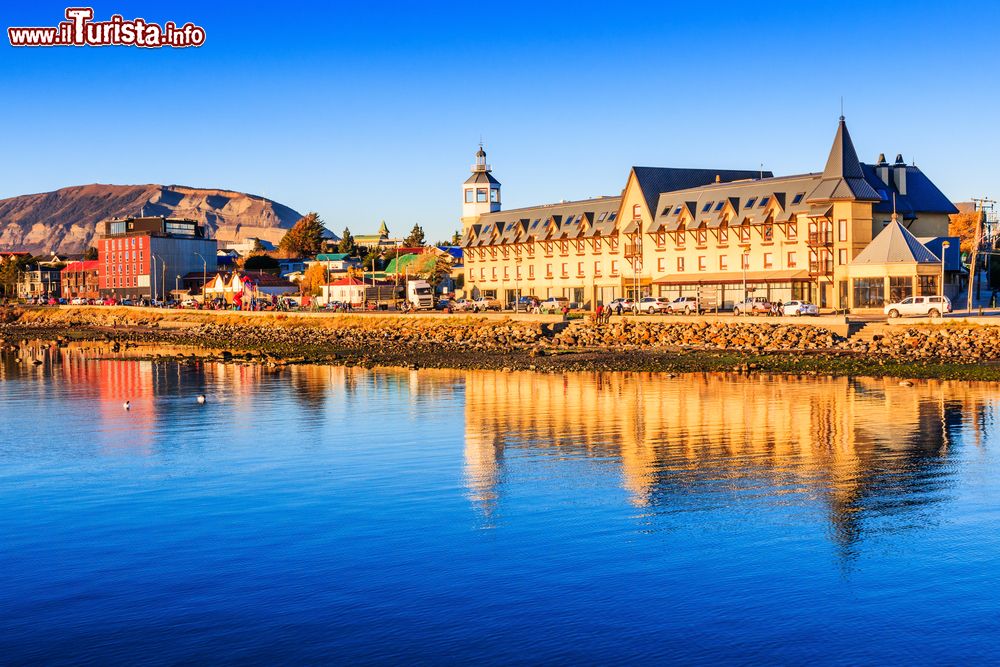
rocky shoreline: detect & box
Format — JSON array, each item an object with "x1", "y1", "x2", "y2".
[{"x1": 4, "y1": 306, "x2": 1000, "y2": 379}]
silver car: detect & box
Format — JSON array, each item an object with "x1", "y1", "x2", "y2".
[{"x1": 783, "y1": 300, "x2": 819, "y2": 316}]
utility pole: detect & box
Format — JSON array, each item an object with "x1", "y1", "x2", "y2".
[{"x1": 968, "y1": 197, "x2": 995, "y2": 311}]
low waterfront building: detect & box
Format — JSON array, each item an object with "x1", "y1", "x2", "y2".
[
  {"x1": 319, "y1": 276, "x2": 367, "y2": 306},
  {"x1": 203, "y1": 270, "x2": 298, "y2": 305},
  {"x1": 16, "y1": 265, "x2": 62, "y2": 300},
  {"x1": 97, "y1": 216, "x2": 218, "y2": 301},
  {"x1": 460, "y1": 119, "x2": 959, "y2": 311},
  {"x1": 60, "y1": 260, "x2": 100, "y2": 300}
]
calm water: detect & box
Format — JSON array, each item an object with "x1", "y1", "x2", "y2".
[{"x1": 2, "y1": 347, "x2": 1000, "y2": 664}]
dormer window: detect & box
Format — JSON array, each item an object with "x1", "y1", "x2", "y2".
[
  {"x1": 673, "y1": 206, "x2": 682, "y2": 215},
  {"x1": 702, "y1": 201, "x2": 714, "y2": 213},
  {"x1": 598, "y1": 212, "x2": 608, "y2": 222},
  {"x1": 759, "y1": 196, "x2": 770, "y2": 208},
  {"x1": 792, "y1": 193, "x2": 805, "y2": 205},
  {"x1": 744, "y1": 197, "x2": 757, "y2": 209},
  {"x1": 715, "y1": 201, "x2": 725, "y2": 211}
]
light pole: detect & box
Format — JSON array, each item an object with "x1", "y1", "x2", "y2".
[
  {"x1": 941, "y1": 240, "x2": 950, "y2": 300},
  {"x1": 194, "y1": 251, "x2": 208, "y2": 304},
  {"x1": 150, "y1": 255, "x2": 158, "y2": 302}
]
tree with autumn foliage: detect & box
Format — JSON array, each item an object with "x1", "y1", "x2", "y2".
[
  {"x1": 279, "y1": 212, "x2": 327, "y2": 258},
  {"x1": 298, "y1": 262, "x2": 328, "y2": 297},
  {"x1": 408, "y1": 251, "x2": 453, "y2": 286},
  {"x1": 949, "y1": 210, "x2": 985, "y2": 255}
]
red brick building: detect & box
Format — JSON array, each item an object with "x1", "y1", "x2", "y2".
[
  {"x1": 98, "y1": 216, "x2": 217, "y2": 300},
  {"x1": 61, "y1": 260, "x2": 100, "y2": 300}
]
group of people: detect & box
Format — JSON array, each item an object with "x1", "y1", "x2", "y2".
[{"x1": 593, "y1": 302, "x2": 624, "y2": 324}]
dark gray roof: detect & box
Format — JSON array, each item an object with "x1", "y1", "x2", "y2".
[
  {"x1": 807, "y1": 117, "x2": 881, "y2": 203},
  {"x1": 631, "y1": 166, "x2": 771, "y2": 217},
  {"x1": 465, "y1": 171, "x2": 501, "y2": 185},
  {"x1": 862, "y1": 163, "x2": 958, "y2": 218},
  {"x1": 465, "y1": 196, "x2": 621, "y2": 247}
]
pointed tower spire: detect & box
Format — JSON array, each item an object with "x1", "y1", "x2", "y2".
[{"x1": 807, "y1": 116, "x2": 881, "y2": 202}]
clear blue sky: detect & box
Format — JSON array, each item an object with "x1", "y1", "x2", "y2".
[{"x1": 2, "y1": 1, "x2": 997, "y2": 241}]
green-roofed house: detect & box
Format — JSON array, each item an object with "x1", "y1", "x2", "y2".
[
  {"x1": 384, "y1": 253, "x2": 421, "y2": 275},
  {"x1": 356, "y1": 220, "x2": 401, "y2": 247},
  {"x1": 306, "y1": 253, "x2": 360, "y2": 275}
]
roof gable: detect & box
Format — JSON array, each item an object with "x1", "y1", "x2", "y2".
[
  {"x1": 808, "y1": 117, "x2": 881, "y2": 203},
  {"x1": 852, "y1": 218, "x2": 941, "y2": 265}
]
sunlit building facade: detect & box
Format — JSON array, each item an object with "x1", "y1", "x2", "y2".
[{"x1": 461, "y1": 119, "x2": 959, "y2": 310}]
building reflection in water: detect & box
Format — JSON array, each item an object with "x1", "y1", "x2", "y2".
[
  {"x1": 462, "y1": 371, "x2": 996, "y2": 551},
  {"x1": 3, "y1": 343, "x2": 995, "y2": 553}
]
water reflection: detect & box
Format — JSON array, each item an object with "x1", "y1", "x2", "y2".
[
  {"x1": 462, "y1": 371, "x2": 996, "y2": 553},
  {"x1": 2, "y1": 344, "x2": 996, "y2": 557}
]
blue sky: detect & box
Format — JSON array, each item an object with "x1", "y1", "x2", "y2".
[{"x1": 1, "y1": 1, "x2": 997, "y2": 241}]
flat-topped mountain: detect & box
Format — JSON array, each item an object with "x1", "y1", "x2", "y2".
[{"x1": 0, "y1": 184, "x2": 303, "y2": 253}]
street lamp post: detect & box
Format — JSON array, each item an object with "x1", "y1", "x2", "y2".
[
  {"x1": 941, "y1": 240, "x2": 950, "y2": 301},
  {"x1": 742, "y1": 250, "x2": 750, "y2": 301},
  {"x1": 194, "y1": 251, "x2": 208, "y2": 304},
  {"x1": 150, "y1": 255, "x2": 158, "y2": 302}
]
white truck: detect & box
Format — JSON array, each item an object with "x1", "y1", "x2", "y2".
[{"x1": 406, "y1": 280, "x2": 435, "y2": 310}]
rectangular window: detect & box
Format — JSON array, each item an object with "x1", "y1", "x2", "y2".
[
  {"x1": 787, "y1": 251, "x2": 797, "y2": 268},
  {"x1": 677, "y1": 257, "x2": 685, "y2": 272},
  {"x1": 763, "y1": 224, "x2": 773, "y2": 242},
  {"x1": 529, "y1": 265, "x2": 535, "y2": 279},
  {"x1": 889, "y1": 276, "x2": 913, "y2": 302},
  {"x1": 719, "y1": 255, "x2": 729, "y2": 270},
  {"x1": 917, "y1": 275, "x2": 937, "y2": 296},
  {"x1": 838, "y1": 219, "x2": 848, "y2": 242},
  {"x1": 490, "y1": 189, "x2": 499, "y2": 203},
  {"x1": 719, "y1": 227, "x2": 729, "y2": 243},
  {"x1": 491, "y1": 268, "x2": 496, "y2": 280},
  {"x1": 787, "y1": 223, "x2": 797, "y2": 240},
  {"x1": 611, "y1": 260, "x2": 620, "y2": 276},
  {"x1": 477, "y1": 188, "x2": 488, "y2": 203},
  {"x1": 546, "y1": 264, "x2": 553, "y2": 278},
  {"x1": 561, "y1": 263, "x2": 568, "y2": 277},
  {"x1": 503, "y1": 267, "x2": 509, "y2": 279},
  {"x1": 696, "y1": 229, "x2": 707, "y2": 245},
  {"x1": 465, "y1": 189, "x2": 474, "y2": 203},
  {"x1": 698, "y1": 256, "x2": 706, "y2": 271},
  {"x1": 577, "y1": 262, "x2": 585, "y2": 276},
  {"x1": 657, "y1": 258, "x2": 665, "y2": 272},
  {"x1": 480, "y1": 268, "x2": 485, "y2": 280},
  {"x1": 853, "y1": 278, "x2": 885, "y2": 308},
  {"x1": 742, "y1": 254, "x2": 750, "y2": 270},
  {"x1": 839, "y1": 248, "x2": 848, "y2": 265},
  {"x1": 594, "y1": 261, "x2": 602, "y2": 276},
  {"x1": 763, "y1": 252, "x2": 774, "y2": 269}
]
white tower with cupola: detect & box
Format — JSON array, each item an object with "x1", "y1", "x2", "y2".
[{"x1": 461, "y1": 145, "x2": 501, "y2": 231}]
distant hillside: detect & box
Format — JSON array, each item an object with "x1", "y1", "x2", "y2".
[{"x1": 0, "y1": 184, "x2": 303, "y2": 254}]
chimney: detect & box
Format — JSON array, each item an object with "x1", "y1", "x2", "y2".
[
  {"x1": 876, "y1": 153, "x2": 890, "y2": 186},
  {"x1": 893, "y1": 153, "x2": 907, "y2": 195}
]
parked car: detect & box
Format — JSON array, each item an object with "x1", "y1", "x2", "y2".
[
  {"x1": 783, "y1": 300, "x2": 819, "y2": 316},
  {"x1": 509, "y1": 295, "x2": 540, "y2": 312},
  {"x1": 733, "y1": 296, "x2": 773, "y2": 316},
  {"x1": 605, "y1": 297, "x2": 635, "y2": 314},
  {"x1": 884, "y1": 295, "x2": 952, "y2": 318},
  {"x1": 472, "y1": 297, "x2": 502, "y2": 312},
  {"x1": 539, "y1": 296, "x2": 570, "y2": 314},
  {"x1": 446, "y1": 298, "x2": 474, "y2": 312},
  {"x1": 181, "y1": 298, "x2": 199, "y2": 308},
  {"x1": 664, "y1": 296, "x2": 701, "y2": 314},
  {"x1": 70, "y1": 297, "x2": 87, "y2": 305},
  {"x1": 635, "y1": 296, "x2": 672, "y2": 314}
]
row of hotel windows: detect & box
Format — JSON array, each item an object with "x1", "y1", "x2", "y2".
[
  {"x1": 467, "y1": 220, "x2": 848, "y2": 253},
  {"x1": 104, "y1": 237, "x2": 144, "y2": 251},
  {"x1": 472, "y1": 261, "x2": 623, "y2": 282},
  {"x1": 106, "y1": 276, "x2": 139, "y2": 288},
  {"x1": 470, "y1": 248, "x2": 849, "y2": 281},
  {"x1": 107, "y1": 250, "x2": 143, "y2": 264},
  {"x1": 656, "y1": 193, "x2": 807, "y2": 218}
]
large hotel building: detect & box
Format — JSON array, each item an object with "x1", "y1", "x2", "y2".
[{"x1": 461, "y1": 118, "x2": 959, "y2": 310}]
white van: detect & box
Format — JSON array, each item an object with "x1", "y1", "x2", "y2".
[{"x1": 884, "y1": 295, "x2": 951, "y2": 318}]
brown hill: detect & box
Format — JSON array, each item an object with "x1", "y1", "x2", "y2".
[{"x1": 0, "y1": 184, "x2": 303, "y2": 254}]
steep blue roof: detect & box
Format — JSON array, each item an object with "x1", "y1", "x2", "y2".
[
  {"x1": 862, "y1": 164, "x2": 959, "y2": 218},
  {"x1": 632, "y1": 167, "x2": 770, "y2": 217}
]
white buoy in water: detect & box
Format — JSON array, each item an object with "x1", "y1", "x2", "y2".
[
  {"x1": 197, "y1": 395, "x2": 206, "y2": 405},
  {"x1": 123, "y1": 400, "x2": 131, "y2": 410}
]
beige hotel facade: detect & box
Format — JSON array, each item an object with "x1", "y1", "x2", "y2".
[{"x1": 460, "y1": 119, "x2": 959, "y2": 310}]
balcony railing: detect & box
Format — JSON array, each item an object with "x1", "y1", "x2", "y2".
[
  {"x1": 808, "y1": 231, "x2": 834, "y2": 245},
  {"x1": 624, "y1": 244, "x2": 642, "y2": 258},
  {"x1": 809, "y1": 260, "x2": 834, "y2": 275}
]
